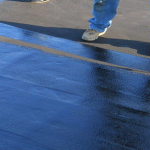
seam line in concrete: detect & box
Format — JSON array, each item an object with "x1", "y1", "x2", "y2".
[{"x1": 0, "y1": 35, "x2": 150, "y2": 76}]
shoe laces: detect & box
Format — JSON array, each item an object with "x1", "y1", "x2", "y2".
[{"x1": 86, "y1": 29, "x2": 98, "y2": 35}]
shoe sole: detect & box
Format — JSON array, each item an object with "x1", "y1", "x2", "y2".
[{"x1": 82, "y1": 28, "x2": 107, "y2": 41}]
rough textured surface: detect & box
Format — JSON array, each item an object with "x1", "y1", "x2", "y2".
[{"x1": 0, "y1": 0, "x2": 149, "y2": 57}]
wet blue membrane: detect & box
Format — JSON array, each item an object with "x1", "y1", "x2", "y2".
[
  {"x1": 0, "y1": 23, "x2": 150, "y2": 73},
  {"x1": 0, "y1": 41, "x2": 150, "y2": 150}
]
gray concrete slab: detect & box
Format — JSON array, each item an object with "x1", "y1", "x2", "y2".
[{"x1": 0, "y1": 0, "x2": 149, "y2": 57}]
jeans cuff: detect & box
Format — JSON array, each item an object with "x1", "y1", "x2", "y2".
[
  {"x1": 89, "y1": 20, "x2": 112, "y2": 32},
  {"x1": 89, "y1": 24, "x2": 106, "y2": 32}
]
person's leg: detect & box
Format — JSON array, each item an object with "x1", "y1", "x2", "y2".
[{"x1": 82, "y1": 0, "x2": 119, "y2": 41}]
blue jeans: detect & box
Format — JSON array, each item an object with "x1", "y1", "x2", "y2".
[{"x1": 89, "y1": 0, "x2": 120, "y2": 32}]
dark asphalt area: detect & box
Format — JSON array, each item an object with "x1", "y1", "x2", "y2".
[{"x1": 0, "y1": 0, "x2": 150, "y2": 150}]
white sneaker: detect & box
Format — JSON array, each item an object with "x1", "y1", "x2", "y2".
[{"x1": 82, "y1": 28, "x2": 107, "y2": 41}]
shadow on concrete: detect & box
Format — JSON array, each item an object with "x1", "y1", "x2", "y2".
[{"x1": 1, "y1": 21, "x2": 150, "y2": 57}]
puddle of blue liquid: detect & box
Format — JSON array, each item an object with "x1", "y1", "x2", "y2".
[
  {"x1": 1, "y1": 39, "x2": 150, "y2": 150},
  {"x1": 0, "y1": 23, "x2": 150, "y2": 73}
]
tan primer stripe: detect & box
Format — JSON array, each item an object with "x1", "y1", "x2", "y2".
[{"x1": 0, "y1": 35, "x2": 150, "y2": 76}]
